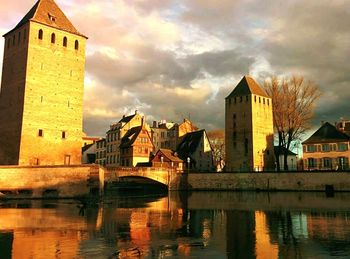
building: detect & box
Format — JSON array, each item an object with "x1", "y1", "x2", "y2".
[
  {"x1": 120, "y1": 125, "x2": 154, "y2": 167},
  {"x1": 302, "y1": 122, "x2": 350, "y2": 170},
  {"x1": 176, "y1": 129, "x2": 214, "y2": 172},
  {"x1": 225, "y1": 76, "x2": 275, "y2": 172},
  {"x1": 151, "y1": 149, "x2": 183, "y2": 171},
  {"x1": 151, "y1": 119, "x2": 197, "y2": 152},
  {"x1": 0, "y1": 0, "x2": 87, "y2": 165},
  {"x1": 274, "y1": 146, "x2": 298, "y2": 171},
  {"x1": 82, "y1": 134, "x2": 101, "y2": 147},
  {"x1": 105, "y1": 111, "x2": 144, "y2": 166},
  {"x1": 336, "y1": 119, "x2": 350, "y2": 136},
  {"x1": 82, "y1": 143, "x2": 96, "y2": 164},
  {"x1": 95, "y1": 138, "x2": 106, "y2": 166}
]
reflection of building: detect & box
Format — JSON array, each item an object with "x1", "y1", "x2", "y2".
[
  {"x1": 0, "y1": 0, "x2": 87, "y2": 165},
  {"x1": 225, "y1": 76, "x2": 274, "y2": 172},
  {"x1": 120, "y1": 124, "x2": 154, "y2": 167},
  {"x1": 274, "y1": 146, "x2": 298, "y2": 171},
  {"x1": 152, "y1": 149, "x2": 183, "y2": 171},
  {"x1": 255, "y1": 211, "x2": 278, "y2": 259},
  {"x1": 151, "y1": 119, "x2": 198, "y2": 152},
  {"x1": 302, "y1": 122, "x2": 350, "y2": 170},
  {"x1": 176, "y1": 130, "x2": 214, "y2": 171}
]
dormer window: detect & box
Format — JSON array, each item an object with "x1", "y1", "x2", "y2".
[{"x1": 48, "y1": 13, "x2": 56, "y2": 22}]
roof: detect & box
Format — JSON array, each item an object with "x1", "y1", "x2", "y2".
[
  {"x1": 176, "y1": 130, "x2": 205, "y2": 159},
  {"x1": 274, "y1": 146, "x2": 297, "y2": 156},
  {"x1": 226, "y1": 75, "x2": 270, "y2": 99},
  {"x1": 118, "y1": 114, "x2": 136, "y2": 124},
  {"x1": 82, "y1": 143, "x2": 94, "y2": 153},
  {"x1": 120, "y1": 126, "x2": 142, "y2": 148},
  {"x1": 302, "y1": 122, "x2": 350, "y2": 144},
  {"x1": 4, "y1": 0, "x2": 86, "y2": 38},
  {"x1": 155, "y1": 149, "x2": 183, "y2": 163}
]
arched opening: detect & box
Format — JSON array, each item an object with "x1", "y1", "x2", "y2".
[
  {"x1": 63, "y1": 37, "x2": 67, "y2": 47},
  {"x1": 74, "y1": 40, "x2": 79, "y2": 50},
  {"x1": 38, "y1": 29, "x2": 43, "y2": 40},
  {"x1": 51, "y1": 33, "x2": 55, "y2": 44}
]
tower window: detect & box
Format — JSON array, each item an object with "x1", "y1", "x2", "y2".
[
  {"x1": 63, "y1": 37, "x2": 67, "y2": 47},
  {"x1": 7, "y1": 39, "x2": 10, "y2": 49},
  {"x1": 38, "y1": 129, "x2": 43, "y2": 137},
  {"x1": 259, "y1": 97, "x2": 261, "y2": 103},
  {"x1": 13, "y1": 35, "x2": 16, "y2": 46},
  {"x1": 267, "y1": 99, "x2": 270, "y2": 106},
  {"x1": 18, "y1": 32, "x2": 21, "y2": 44},
  {"x1": 51, "y1": 33, "x2": 56, "y2": 43},
  {"x1": 38, "y1": 29, "x2": 43, "y2": 40},
  {"x1": 62, "y1": 131, "x2": 66, "y2": 139},
  {"x1": 254, "y1": 96, "x2": 256, "y2": 102},
  {"x1": 263, "y1": 98, "x2": 265, "y2": 104},
  {"x1": 75, "y1": 40, "x2": 79, "y2": 50},
  {"x1": 24, "y1": 29, "x2": 26, "y2": 41},
  {"x1": 240, "y1": 96, "x2": 242, "y2": 102},
  {"x1": 246, "y1": 96, "x2": 248, "y2": 102}
]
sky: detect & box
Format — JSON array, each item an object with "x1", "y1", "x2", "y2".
[{"x1": 0, "y1": 0, "x2": 349, "y2": 139}]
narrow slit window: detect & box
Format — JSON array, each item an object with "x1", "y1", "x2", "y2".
[
  {"x1": 38, "y1": 129, "x2": 43, "y2": 137},
  {"x1": 18, "y1": 32, "x2": 21, "y2": 44},
  {"x1": 13, "y1": 35, "x2": 16, "y2": 46},
  {"x1": 38, "y1": 29, "x2": 43, "y2": 40},
  {"x1": 75, "y1": 40, "x2": 79, "y2": 50},
  {"x1": 63, "y1": 37, "x2": 67, "y2": 47},
  {"x1": 62, "y1": 131, "x2": 66, "y2": 139},
  {"x1": 51, "y1": 33, "x2": 55, "y2": 44}
]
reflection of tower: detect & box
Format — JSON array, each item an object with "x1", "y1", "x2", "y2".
[
  {"x1": 0, "y1": 0, "x2": 87, "y2": 165},
  {"x1": 225, "y1": 76, "x2": 274, "y2": 172},
  {"x1": 226, "y1": 211, "x2": 255, "y2": 259}
]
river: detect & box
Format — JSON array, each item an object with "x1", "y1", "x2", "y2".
[{"x1": 1, "y1": 191, "x2": 350, "y2": 258}]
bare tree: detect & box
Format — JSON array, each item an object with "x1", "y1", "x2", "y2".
[
  {"x1": 265, "y1": 76, "x2": 321, "y2": 171},
  {"x1": 207, "y1": 130, "x2": 225, "y2": 171}
]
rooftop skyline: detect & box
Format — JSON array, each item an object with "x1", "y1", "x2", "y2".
[{"x1": 0, "y1": 0, "x2": 349, "y2": 136}]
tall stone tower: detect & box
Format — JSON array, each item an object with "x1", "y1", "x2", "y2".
[
  {"x1": 225, "y1": 76, "x2": 275, "y2": 172},
  {"x1": 0, "y1": 0, "x2": 87, "y2": 165}
]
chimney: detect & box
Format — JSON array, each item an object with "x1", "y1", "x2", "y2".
[
  {"x1": 135, "y1": 110, "x2": 138, "y2": 115},
  {"x1": 123, "y1": 115, "x2": 125, "y2": 119},
  {"x1": 153, "y1": 121, "x2": 158, "y2": 128}
]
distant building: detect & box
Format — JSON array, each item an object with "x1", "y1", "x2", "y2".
[
  {"x1": 274, "y1": 146, "x2": 298, "y2": 171},
  {"x1": 0, "y1": 0, "x2": 87, "y2": 165},
  {"x1": 120, "y1": 124, "x2": 154, "y2": 167},
  {"x1": 176, "y1": 130, "x2": 214, "y2": 171},
  {"x1": 95, "y1": 138, "x2": 106, "y2": 166},
  {"x1": 225, "y1": 76, "x2": 275, "y2": 172},
  {"x1": 302, "y1": 122, "x2": 350, "y2": 170},
  {"x1": 82, "y1": 134, "x2": 101, "y2": 147},
  {"x1": 152, "y1": 149, "x2": 183, "y2": 171},
  {"x1": 105, "y1": 111, "x2": 145, "y2": 166},
  {"x1": 82, "y1": 143, "x2": 96, "y2": 164},
  {"x1": 151, "y1": 119, "x2": 198, "y2": 152}
]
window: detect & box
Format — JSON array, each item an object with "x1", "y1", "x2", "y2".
[
  {"x1": 38, "y1": 129, "x2": 43, "y2": 137},
  {"x1": 338, "y1": 143, "x2": 348, "y2": 152},
  {"x1": 263, "y1": 98, "x2": 265, "y2": 104},
  {"x1": 24, "y1": 29, "x2": 26, "y2": 41},
  {"x1": 308, "y1": 158, "x2": 316, "y2": 168},
  {"x1": 233, "y1": 114, "x2": 236, "y2": 120},
  {"x1": 13, "y1": 35, "x2": 16, "y2": 46},
  {"x1": 306, "y1": 145, "x2": 315, "y2": 153},
  {"x1": 323, "y1": 158, "x2": 331, "y2": 168},
  {"x1": 254, "y1": 96, "x2": 256, "y2": 102},
  {"x1": 63, "y1": 37, "x2": 67, "y2": 47},
  {"x1": 51, "y1": 33, "x2": 55, "y2": 43},
  {"x1": 38, "y1": 29, "x2": 43, "y2": 40},
  {"x1": 259, "y1": 97, "x2": 261, "y2": 103},
  {"x1": 246, "y1": 96, "x2": 248, "y2": 102},
  {"x1": 62, "y1": 131, "x2": 66, "y2": 139},
  {"x1": 75, "y1": 40, "x2": 79, "y2": 50},
  {"x1": 7, "y1": 39, "x2": 10, "y2": 49},
  {"x1": 267, "y1": 99, "x2": 270, "y2": 106},
  {"x1": 240, "y1": 96, "x2": 243, "y2": 102},
  {"x1": 18, "y1": 32, "x2": 21, "y2": 44},
  {"x1": 244, "y1": 138, "x2": 248, "y2": 155},
  {"x1": 322, "y1": 144, "x2": 330, "y2": 152},
  {"x1": 234, "y1": 97, "x2": 237, "y2": 104}
]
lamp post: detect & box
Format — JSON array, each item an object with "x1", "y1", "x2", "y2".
[{"x1": 187, "y1": 157, "x2": 190, "y2": 174}]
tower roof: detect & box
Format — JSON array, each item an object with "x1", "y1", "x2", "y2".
[
  {"x1": 4, "y1": 0, "x2": 86, "y2": 38},
  {"x1": 302, "y1": 122, "x2": 350, "y2": 144},
  {"x1": 226, "y1": 75, "x2": 270, "y2": 99}
]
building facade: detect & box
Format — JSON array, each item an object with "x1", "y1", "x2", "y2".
[
  {"x1": 0, "y1": 0, "x2": 87, "y2": 165},
  {"x1": 176, "y1": 129, "x2": 214, "y2": 172},
  {"x1": 95, "y1": 138, "x2": 106, "y2": 166},
  {"x1": 225, "y1": 76, "x2": 275, "y2": 172},
  {"x1": 302, "y1": 122, "x2": 350, "y2": 170},
  {"x1": 151, "y1": 149, "x2": 183, "y2": 171}
]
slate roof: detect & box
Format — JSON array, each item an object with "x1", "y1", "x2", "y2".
[
  {"x1": 274, "y1": 146, "x2": 297, "y2": 156},
  {"x1": 4, "y1": 0, "x2": 86, "y2": 38},
  {"x1": 120, "y1": 126, "x2": 142, "y2": 148},
  {"x1": 226, "y1": 75, "x2": 270, "y2": 99},
  {"x1": 155, "y1": 149, "x2": 183, "y2": 163},
  {"x1": 176, "y1": 130, "x2": 205, "y2": 160},
  {"x1": 302, "y1": 122, "x2": 350, "y2": 144}
]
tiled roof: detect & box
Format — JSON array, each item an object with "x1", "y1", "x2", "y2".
[
  {"x1": 4, "y1": 0, "x2": 86, "y2": 38},
  {"x1": 176, "y1": 130, "x2": 204, "y2": 160},
  {"x1": 120, "y1": 126, "x2": 142, "y2": 148},
  {"x1": 156, "y1": 149, "x2": 183, "y2": 163},
  {"x1": 302, "y1": 122, "x2": 350, "y2": 144},
  {"x1": 226, "y1": 75, "x2": 270, "y2": 99}
]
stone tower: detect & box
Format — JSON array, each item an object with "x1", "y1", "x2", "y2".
[
  {"x1": 225, "y1": 76, "x2": 274, "y2": 172},
  {"x1": 0, "y1": 0, "x2": 87, "y2": 165}
]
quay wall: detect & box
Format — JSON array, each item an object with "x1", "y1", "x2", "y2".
[
  {"x1": 174, "y1": 172, "x2": 350, "y2": 191},
  {"x1": 0, "y1": 165, "x2": 101, "y2": 198}
]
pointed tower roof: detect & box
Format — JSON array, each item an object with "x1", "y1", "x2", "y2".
[
  {"x1": 4, "y1": 0, "x2": 86, "y2": 38},
  {"x1": 226, "y1": 75, "x2": 269, "y2": 99},
  {"x1": 302, "y1": 122, "x2": 350, "y2": 144}
]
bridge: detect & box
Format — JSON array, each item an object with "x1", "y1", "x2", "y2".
[{"x1": 105, "y1": 167, "x2": 181, "y2": 188}]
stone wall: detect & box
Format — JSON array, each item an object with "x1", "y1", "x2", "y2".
[
  {"x1": 0, "y1": 165, "x2": 100, "y2": 198},
  {"x1": 172, "y1": 172, "x2": 350, "y2": 191}
]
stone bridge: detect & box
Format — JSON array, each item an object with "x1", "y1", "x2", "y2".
[{"x1": 105, "y1": 167, "x2": 182, "y2": 188}]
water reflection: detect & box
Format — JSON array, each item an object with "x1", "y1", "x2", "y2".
[{"x1": 1, "y1": 192, "x2": 350, "y2": 258}]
